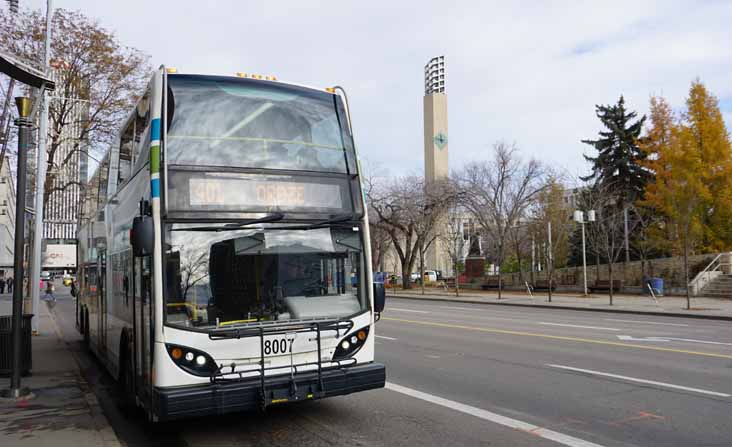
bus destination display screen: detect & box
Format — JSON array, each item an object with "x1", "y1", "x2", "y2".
[
  {"x1": 189, "y1": 178, "x2": 342, "y2": 208},
  {"x1": 166, "y1": 170, "x2": 354, "y2": 214}
]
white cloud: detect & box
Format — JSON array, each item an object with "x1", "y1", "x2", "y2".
[{"x1": 24, "y1": 0, "x2": 732, "y2": 178}]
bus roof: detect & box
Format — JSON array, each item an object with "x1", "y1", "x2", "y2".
[{"x1": 163, "y1": 68, "x2": 341, "y2": 98}]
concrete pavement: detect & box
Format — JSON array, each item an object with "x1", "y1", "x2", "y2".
[
  {"x1": 0, "y1": 288, "x2": 121, "y2": 447},
  {"x1": 379, "y1": 298, "x2": 732, "y2": 446},
  {"x1": 12, "y1": 287, "x2": 732, "y2": 446},
  {"x1": 390, "y1": 287, "x2": 732, "y2": 320}
]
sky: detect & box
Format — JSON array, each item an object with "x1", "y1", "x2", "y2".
[{"x1": 21, "y1": 0, "x2": 732, "y2": 182}]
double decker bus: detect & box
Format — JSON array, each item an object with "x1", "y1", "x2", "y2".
[{"x1": 76, "y1": 67, "x2": 386, "y2": 421}]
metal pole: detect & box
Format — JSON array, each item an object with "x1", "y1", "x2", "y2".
[
  {"x1": 581, "y1": 221, "x2": 588, "y2": 297},
  {"x1": 624, "y1": 207, "x2": 629, "y2": 264},
  {"x1": 530, "y1": 233, "x2": 535, "y2": 286},
  {"x1": 547, "y1": 221, "x2": 553, "y2": 302},
  {"x1": 30, "y1": 0, "x2": 53, "y2": 334},
  {"x1": 6, "y1": 97, "x2": 32, "y2": 399}
]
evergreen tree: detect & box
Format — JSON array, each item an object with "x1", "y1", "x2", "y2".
[{"x1": 581, "y1": 96, "x2": 650, "y2": 206}]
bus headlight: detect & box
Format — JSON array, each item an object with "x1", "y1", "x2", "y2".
[
  {"x1": 166, "y1": 344, "x2": 216, "y2": 377},
  {"x1": 333, "y1": 326, "x2": 369, "y2": 360}
]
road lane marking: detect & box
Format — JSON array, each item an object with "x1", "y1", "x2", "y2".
[
  {"x1": 376, "y1": 335, "x2": 397, "y2": 341},
  {"x1": 617, "y1": 335, "x2": 732, "y2": 346},
  {"x1": 616, "y1": 335, "x2": 670, "y2": 342},
  {"x1": 437, "y1": 305, "x2": 478, "y2": 311},
  {"x1": 382, "y1": 317, "x2": 732, "y2": 360},
  {"x1": 605, "y1": 319, "x2": 689, "y2": 327},
  {"x1": 385, "y1": 382, "x2": 605, "y2": 447},
  {"x1": 539, "y1": 322, "x2": 621, "y2": 332},
  {"x1": 546, "y1": 364, "x2": 731, "y2": 398},
  {"x1": 388, "y1": 308, "x2": 430, "y2": 314},
  {"x1": 662, "y1": 337, "x2": 732, "y2": 346}
]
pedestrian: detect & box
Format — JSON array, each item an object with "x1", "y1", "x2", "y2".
[
  {"x1": 6, "y1": 276, "x2": 13, "y2": 294},
  {"x1": 0, "y1": 277, "x2": 5, "y2": 294},
  {"x1": 43, "y1": 279, "x2": 56, "y2": 303},
  {"x1": 70, "y1": 279, "x2": 77, "y2": 298}
]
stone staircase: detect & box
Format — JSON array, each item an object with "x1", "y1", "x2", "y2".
[{"x1": 700, "y1": 274, "x2": 732, "y2": 298}]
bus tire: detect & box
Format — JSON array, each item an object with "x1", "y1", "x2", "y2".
[
  {"x1": 78, "y1": 306, "x2": 85, "y2": 335},
  {"x1": 83, "y1": 309, "x2": 90, "y2": 348},
  {"x1": 117, "y1": 333, "x2": 136, "y2": 412}
]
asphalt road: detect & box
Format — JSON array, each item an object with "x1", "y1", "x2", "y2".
[{"x1": 48, "y1": 290, "x2": 732, "y2": 446}]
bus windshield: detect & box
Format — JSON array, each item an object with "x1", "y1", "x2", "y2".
[
  {"x1": 164, "y1": 223, "x2": 367, "y2": 330},
  {"x1": 166, "y1": 75, "x2": 356, "y2": 174}
]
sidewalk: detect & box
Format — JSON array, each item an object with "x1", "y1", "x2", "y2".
[
  {"x1": 0, "y1": 295, "x2": 121, "y2": 447},
  {"x1": 389, "y1": 288, "x2": 732, "y2": 320}
]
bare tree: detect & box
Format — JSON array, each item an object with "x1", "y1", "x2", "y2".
[
  {"x1": 530, "y1": 178, "x2": 572, "y2": 301},
  {"x1": 459, "y1": 142, "x2": 546, "y2": 298},
  {"x1": 507, "y1": 224, "x2": 531, "y2": 283},
  {"x1": 579, "y1": 183, "x2": 638, "y2": 305},
  {"x1": 438, "y1": 199, "x2": 467, "y2": 296},
  {"x1": 368, "y1": 220, "x2": 392, "y2": 273},
  {"x1": 368, "y1": 176, "x2": 454, "y2": 290},
  {"x1": 0, "y1": 8, "x2": 151, "y2": 203}
]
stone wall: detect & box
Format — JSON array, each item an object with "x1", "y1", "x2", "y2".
[{"x1": 498, "y1": 253, "x2": 721, "y2": 289}]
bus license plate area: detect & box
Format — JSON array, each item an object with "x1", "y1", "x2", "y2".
[{"x1": 262, "y1": 334, "x2": 314, "y2": 356}]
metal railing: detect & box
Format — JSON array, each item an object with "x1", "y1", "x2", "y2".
[{"x1": 689, "y1": 253, "x2": 732, "y2": 296}]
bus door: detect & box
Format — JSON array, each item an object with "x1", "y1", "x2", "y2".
[
  {"x1": 134, "y1": 255, "x2": 153, "y2": 401},
  {"x1": 97, "y1": 249, "x2": 107, "y2": 351}
]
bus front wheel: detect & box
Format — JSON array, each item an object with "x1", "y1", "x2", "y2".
[{"x1": 117, "y1": 334, "x2": 136, "y2": 412}]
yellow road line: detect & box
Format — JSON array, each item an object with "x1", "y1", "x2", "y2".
[{"x1": 382, "y1": 317, "x2": 732, "y2": 360}]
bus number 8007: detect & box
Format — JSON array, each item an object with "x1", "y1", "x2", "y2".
[{"x1": 263, "y1": 338, "x2": 294, "y2": 355}]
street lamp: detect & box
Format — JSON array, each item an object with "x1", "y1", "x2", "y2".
[
  {"x1": 574, "y1": 209, "x2": 595, "y2": 297},
  {"x1": 1, "y1": 96, "x2": 33, "y2": 400}
]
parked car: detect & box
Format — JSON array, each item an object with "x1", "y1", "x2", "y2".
[
  {"x1": 62, "y1": 275, "x2": 75, "y2": 287},
  {"x1": 423, "y1": 270, "x2": 438, "y2": 283},
  {"x1": 40, "y1": 271, "x2": 51, "y2": 281}
]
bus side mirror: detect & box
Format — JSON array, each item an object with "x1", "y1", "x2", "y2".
[
  {"x1": 131, "y1": 215, "x2": 154, "y2": 257},
  {"x1": 373, "y1": 282, "x2": 386, "y2": 313}
]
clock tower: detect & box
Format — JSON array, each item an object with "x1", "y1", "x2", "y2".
[
  {"x1": 424, "y1": 55, "x2": 448, "y2": 183},
  {"x1": 423, "y1": 56, "x2": 449, "y2": 275}
]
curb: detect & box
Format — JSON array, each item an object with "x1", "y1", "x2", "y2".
[
  {"x1": 45, "y1": 303, "x2": 123, "y2": 447},
  {"x1": 389, "y1": 294, "x2": 732, "y2": 322}
]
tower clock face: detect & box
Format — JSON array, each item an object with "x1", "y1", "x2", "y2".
[{"x1": 434, "y1": 132, "x2": 448, "y2": 150}]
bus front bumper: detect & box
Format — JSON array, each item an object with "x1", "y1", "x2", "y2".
[{"x1": 152, "y1": 362, "x2": 385, "y2": 421}]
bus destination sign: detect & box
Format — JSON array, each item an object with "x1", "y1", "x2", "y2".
[{"x1": 188, "y1": 177, "x2": 343, "y2": 210}]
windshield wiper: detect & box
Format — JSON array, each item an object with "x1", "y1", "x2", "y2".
[
  {"x1": 298, "y1": 214, "x2": 356, "y2": 230},
  {"x1": 171, "y1": 213, "x2": 284, "y2": 232}
]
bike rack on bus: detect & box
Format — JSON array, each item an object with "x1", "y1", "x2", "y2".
[{"x1": 208, "y1": 319, "x2": 354, "y2": 408}]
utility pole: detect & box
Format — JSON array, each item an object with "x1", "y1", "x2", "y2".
[
  {"x1": 574, "y1": 209, "x2": 595, "y2": 297},
  {"x1": 580, "y1": 218, "x2": 588, "y2": 297},
  {"x1": 30, "y1": 0, "x2": 53, "y2": 334},
  {"x1": 547, "y1": 221, "x2": 553, "y2": 302},
  {"x1": 3, "y1": 96, "x2": 33, "y2": 399},
  {"x1": 530, "y1": 233, "x2": 535, "y2": 286}
]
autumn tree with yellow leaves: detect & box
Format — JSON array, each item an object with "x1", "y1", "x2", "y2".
[{"x1": 641, "y1": 80, "x2": 732, "y2": 308}]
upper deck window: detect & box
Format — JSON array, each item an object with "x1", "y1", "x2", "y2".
[{"x1": 166, "y1": 75, "x2": 354, "y2": 174}]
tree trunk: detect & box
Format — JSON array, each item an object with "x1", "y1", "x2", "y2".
[
  {"x1": 420, "y1": 245, "x2": 425, "y2": 296},
  {"x1": 515, "y1": 237, "x2": 523, "y2": 283},
  {"x1": 547, "y1": 257, "x2": 553, "y2": 303},
  {"x1": 497, "y1": 271, "x2": 502, "y2": 299},
  {"x1": 454, "y1": 259, "x2": 460, "y2": 297},
  {"x1": 401, "y1": 267, "x2": 411, "y2": 291},
  {"x1": 608, "y1": 260, "x2": 613, "y2": 306},
  {"x1": 497, "y1": 244, "x2": 503, "y2": 300},
  {"x1": 684, "y1": 231, "x2": 690, "y2": 310}
]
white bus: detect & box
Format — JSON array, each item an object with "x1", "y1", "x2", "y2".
[{"x1": 76, "y1": 67, "x2": 386, "y2": 421}]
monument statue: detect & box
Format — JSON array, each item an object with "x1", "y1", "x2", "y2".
[{"x1": 468, "y1": 233, "x2": 482, "y2": 257}]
